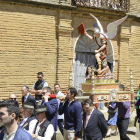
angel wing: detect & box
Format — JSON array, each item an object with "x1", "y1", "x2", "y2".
[
  {"x1": 106, "y1": 16, "x2": 128, "y2": 40},
  {"x1": 90, "y1": 13, "x2": 104, "y2": 34}
]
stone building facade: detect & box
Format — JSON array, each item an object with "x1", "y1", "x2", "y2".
[{"x1": 0, "y1": 0, "x2": 139, "y2": 101}]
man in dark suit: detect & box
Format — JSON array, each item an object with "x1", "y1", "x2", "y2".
[
  {"x1": 21, "y1": 85, "x2": 37, "y2": 109},
  {"x1": 41, "y1": 86, "x2": 58, "y2": 133},
  {"x1": 83, "y1": 99, "x2": 107, "y2": 140}
]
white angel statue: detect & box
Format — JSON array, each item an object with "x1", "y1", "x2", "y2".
[{"x1": 85, "y1": 14, "x2": 127, "y2": 72}]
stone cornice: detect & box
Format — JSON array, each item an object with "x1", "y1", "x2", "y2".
[
  {"x1": 126, "y1": 13, "x2": 140, "y2": 22},
  {"x1": 0, "y1": 0, "x2": 75, "y2": 9},
  {"x1": 127, "y1": 13, "x2": 140, "y2": 18}
]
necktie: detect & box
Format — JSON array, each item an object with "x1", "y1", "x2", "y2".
[
  {"x1": 85, "y1": 114, "x2": 90, "y2": 128},
  {"x1": 24, "y1": 97, "x2": 26, "y2": 103}
]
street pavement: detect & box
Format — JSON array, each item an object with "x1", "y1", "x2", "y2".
[
  {"x1": 104, "y1": 126, "x2": 139, "y2": 140},
  {"x1": 57, "y1": 126, "x2": 139, "y2": 140},
  {"x1": 101, "y1": 107, "x2": 139, "y2": 140}
]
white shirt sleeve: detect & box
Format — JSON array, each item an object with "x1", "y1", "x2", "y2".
[
  {"x1": 36, "y1": 124, "x2": 54, "y2": 140},
  {"x1": 32, "y1": 81, "x2": 36, "y2": 89},
  {"x1": 43, "y1": 82, "x2": 48, "y2": 88},
  {"x1": 27, "y1": 119, "x2": 38, "y2": 134}
]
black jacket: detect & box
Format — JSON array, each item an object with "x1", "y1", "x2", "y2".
[
  {"x1": 83, "y1": 109, "x2": 107, "y2": 140},
  {"x1": 22, "y1": 93, "x2": 37, "y2": 109}
]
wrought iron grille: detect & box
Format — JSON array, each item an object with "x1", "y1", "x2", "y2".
[{"x1": 72, "y1": 0, "x2": 130, "y2": 12}]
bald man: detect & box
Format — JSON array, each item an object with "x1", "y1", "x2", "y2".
[{"x1": 9, "y1": 93, "x2": 16, "y2": 100}]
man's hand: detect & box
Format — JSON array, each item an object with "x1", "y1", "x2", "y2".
[
  {"x1": 31, "y1": 134, "x2": 38, "y2": 139},
  {"x1": 73, "y1": 136, "x2": 78, "y2": 140},
  {"x1": 131, "y1": 104, "x2": 135, "y2": 108},
  {"x1": 38, "y1": 90, "x2": 42, "y2": 95},
  {"x1": 31, "y1": 89, "x2": 42, "y2": 95},
  {"x1": 59, "y1": 97, "x2": 66, "y2": 103},
  {"x1": 95, "y1": 50, "x2": 99, "y2": 54},
  {"x1": 42, "y1": 94, "x2": 49, "y2": 102}
]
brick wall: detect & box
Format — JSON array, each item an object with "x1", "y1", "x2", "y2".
[
  {"x1": 130, "y1": 0, "x2": 140, "y2": 14},
  {"x1": 0, "y1": 2, "x2": 58, "y2": 101},
  {"x1": 118, "y1": 19, "x2": 140, "y2": 91},
  {"x1": 0, "y1": 0, "x2": 140, "y2": 103}
]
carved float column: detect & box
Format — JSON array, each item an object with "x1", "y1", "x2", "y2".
[
  {"x1": 91, "y1": 67, "x2": 99, "y2": 109},
  {"x1": 91, "y1": 67, "x2": 95, "y2": 95},
  {"x1": 130, "y1": 69, "x2": 134, "y2": 105},
  {"x1": 98, "y1": 61, "x2": 101, "y2": 70},
  {"x1": 91, "y1": 67, "x2": 96, "y2": 104}
]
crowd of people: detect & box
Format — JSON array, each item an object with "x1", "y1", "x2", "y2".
[{"x1": 0, "y1": 71, "x2": 136, "y2": 140}]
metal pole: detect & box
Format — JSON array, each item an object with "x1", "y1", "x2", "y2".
[{"x1": 91, "y1": 66, "x2": 95, "y2": 95}]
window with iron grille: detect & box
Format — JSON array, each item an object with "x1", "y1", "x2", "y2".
[{"x1": 72, "y1": 0, "x2": 130, "y2": 12}]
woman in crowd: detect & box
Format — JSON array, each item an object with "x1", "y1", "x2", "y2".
[
  {"x1": 85, "y1": 65, "x2": 92, "y2": 80},
  {"x1": 106, "y1": 102, "x2": 118, "y2": 137}
]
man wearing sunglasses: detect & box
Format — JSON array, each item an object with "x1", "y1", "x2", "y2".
[
  {"x1": 9, "y1": 93, "x2": 17, "y2": 100},
  {"x1": 31, "y1": 72, "x2": 48, "y2": 104},
  {"x1": 41, "y1": 86, "x2": 58, "y2": 140}
]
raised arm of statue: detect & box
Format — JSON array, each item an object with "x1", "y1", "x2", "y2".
[{"x1": 85, "y1": 31, "x2": 93, "y2": 40}]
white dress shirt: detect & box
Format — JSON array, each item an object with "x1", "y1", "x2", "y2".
[
  {"x1": 54, "y1": 91, "x2": 64, "y2": 119},
  {"x1": 35, "y1": 121, "x2": 54, "y2": 140},
  {"x1": 20, "y1": 117, "x2": 28, "y2": 126},
  {"x1": 24, "y1": 93, "x2": 29, "y2": 102},
  {"x1": 20, "y1": 116, "x2": 38, "y2": 134}
]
